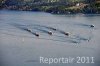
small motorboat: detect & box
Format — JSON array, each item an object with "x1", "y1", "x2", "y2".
[
  {"x1": 34, "y1": 33, "x2": 39, "y2": 37},
  {"x1": 48, "y1": 31, "x2": 52, "y2": 35},
  {"x1": 64, "y1": 32, "x2": 69, "y2": 36},
  {"x1": 90, "y1": 25, "x2": 94, "y2": 27}
]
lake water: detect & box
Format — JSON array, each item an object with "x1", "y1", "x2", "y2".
[{"x1": 0, "y1": 10, "x2": 100, "y2": 66}]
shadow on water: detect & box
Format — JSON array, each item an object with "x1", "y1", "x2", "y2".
[
  {"x1": 73, "y1": 23, "x2": 95, "y2": 29},
  {"x1": 29, "y1": 24, "x2": 69, "y2": 36},
  {"x1": 0, "y1": 30, "x2": 96, "y2": 51},
  {"x1": 17, "y1": 23, "x2": 90, "y2": 41},
  {"x1": 0, "y1": 31, "x2": 80, "y2": 44},
  {"x1": 32, "y1": 27, "x2": 52, "y2": 35},
  {"x1": 8, "y1": 23, "x2": 92, "y2": 43},
  {"x1": 9, "y1": 23, "x2": 39, "y2": 37},
  {"x1": 11, "y1": 23, "x2": 70, "y2": 36},
  {"x1": 30, "y1": 24, "x2": 57, "y2": 31}
]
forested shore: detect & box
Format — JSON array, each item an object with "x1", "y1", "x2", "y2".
[{"x1": 0, "y1": 0, "x2": 100, "y2": 14}]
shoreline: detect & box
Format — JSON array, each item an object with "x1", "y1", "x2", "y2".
[{"x1": 0, "y1": 9, "x2": 100, "y2": 15}]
